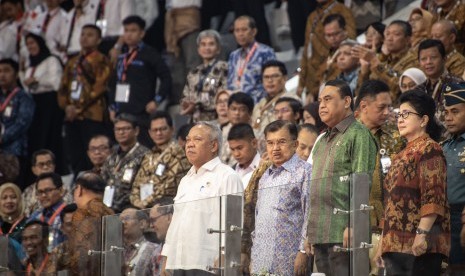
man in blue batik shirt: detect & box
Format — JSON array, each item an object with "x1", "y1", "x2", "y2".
[
  {"x1": 248, "y1": 120, "x2": 311, "y2": 275},
  {"x1": 227, "y1": 15, "x2": 276, "y2": 103}
]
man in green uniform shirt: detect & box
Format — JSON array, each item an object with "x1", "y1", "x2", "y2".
[{"x1": 307, "y1": 80, "x2": 377, "y2": 276}]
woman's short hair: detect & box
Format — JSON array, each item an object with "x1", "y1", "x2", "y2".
[{"x1": 0, "y1": 183, "x2": 24, "y2": 219}]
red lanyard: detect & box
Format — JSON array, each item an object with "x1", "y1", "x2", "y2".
[
  {"x1": 40, "y1": 203, "x2": 66, "y2": 226},
  {"x1": 41, "y1": 9, "x2": 58, "y2": 34},
  {"x1": 236, "y1": 42, "x2": 258, "y2": 86},
  {"x1": 0, "y1": 215, "x2": 24, "y2": 235},
  {"x1": 121, "y1": 49, "x2": 138, "y2": 82},
  {"x1": 27, "y1": 254, "x2": 49, "y2": 276},
  {"x1": 0, "y1": 87, "x2": 20, "y2": 113}
]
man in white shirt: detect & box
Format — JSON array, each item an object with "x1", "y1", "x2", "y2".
[
  {"x1": 100, "y1": 0, "x2": 134, "y2": 57},
  {"x1": 161, "y1": 121, "x2": 243, "y2": 275},
  {"x1": 0, "y1": 0, "x2": 23, "y2": 60},
  {"x1": 228, "y1": 123, "x2": 260, "y2": 189}
]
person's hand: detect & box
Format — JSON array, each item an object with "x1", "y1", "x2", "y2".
[
  {"x1": 294, "y1": 251, "x2": 308, "y2": 276},
  {"x1": 373, "y1": 243, "x2": 384, "y2": 268},
  {"x1": 381, "y1": 42, "x2": 389, "y2": 56},
  {"x1": 160, "y1": 256, "x2": 170, "y2": 276},
  {"x1": 412, "y1": 234, "x2": 428, "y2": 256},
  {"x1": 360, "y1": 58, "x2": 371, "y2": 75},
  {"x1": 241, "y1": 253, "x2": 251, "y2": 274},
  {"x1": 296, "y1": 86, "x2": 304, "y2": 97},
  {"x1": 23, "y1": 77, "x2": 37, "y2": 87},
  {"x1": 65, "y1": 105, "x2": 78, "y2": 122},
  {"x1": 351, "y1": 45, "x2": 376, "y2": 63},
  {"x1": 180, "y1": 99, "x2": 195, "y2": 115},
  {"x1": 145, "y1": 100, "x2": 158, "y2": 114},
  {"x1": 460, "y1": 225, "x2": 465, "y2": 247},
  {"x1": 342, "y1": 227, "x2": 353, "y2": 248},
  {"x1": 109, "y1": 110, "x2": 116, "y2": 122},
  {"x1": 109, "y1": 47, "x2": 121, "y2": 64}
]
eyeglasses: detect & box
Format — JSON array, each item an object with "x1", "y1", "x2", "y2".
[
  {"x1": 266, "y1": 139, "x2": 294, "y2": 148},
  {"x1": 149, "y1": 214, "x2": 167, "y2": 224},
  {"x1": 150, "y1": 126, "x2": 169, "y2": 133},
  {"x1": 324, "y1": 30, "x2": 343, "y2": 39},
  {"x1": 273, "y1": 107, "x2": 292, "y2": 115},
  {"x1": 395, "y1": 110, "x2": 422, "y2": 120},
  {"x1": 114, "y1": 126, "x2": 134, "y2": 133},
  {"x1": 88, "y1": 145, "x2": 110, "y2": 153},
  {"x1": 34, "y1": 160, "x2": 54, "y2": 168},
  {"x1": 120, "y1": 216, "x2": 137, "y2": 223},
  {"x1": 262, "y1": 73, "x2": 283, "y2": 81},
  {"x1": 36, "y1": 187, "x2": 59, "y2": 197}
]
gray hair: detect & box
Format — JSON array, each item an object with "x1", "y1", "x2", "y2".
[
  {"x1": 195, "y1": 121, "x2": 223, "y2": 156},
  {"x1": 339, "y1": 39, "x2": 359, "y2": 48},
  {"x1": 196, "y1": 29, "x2": 222, "y2": 47}
]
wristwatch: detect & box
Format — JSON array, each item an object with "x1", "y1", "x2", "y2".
[{"x1": 416, "y1": 228, "x2": 430, "y2": 235}]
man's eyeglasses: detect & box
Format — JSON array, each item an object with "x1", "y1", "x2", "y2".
[
  {"x1": 36, "y1": 187, "x2": 59, "y2": 196},
  {"x1": 34, "y1": 160, "x2": 54, "y2": 168},
  {"x1": 395, "y1": 110, "x2": 421, "y2": 120},
  {"x1": 149, "y1": 214, "x2": 167, "y2": 224}
]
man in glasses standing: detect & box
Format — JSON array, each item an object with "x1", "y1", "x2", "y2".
[{"x1": 131, "y1": 111, "x2": 190, "y2": 209}]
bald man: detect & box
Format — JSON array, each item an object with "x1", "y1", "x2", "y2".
[{"x1": 430, "y1": 20, "x2": 465, "y2": 77}]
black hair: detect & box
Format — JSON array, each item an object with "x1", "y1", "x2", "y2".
[
  {"x1": 398, "y1": 89, "x2": 442, "y2": 142},
  {"x1": 323, "y1": 13, "x2": 346, "y2": 29},
  {"x1": 114, "y1": 113, "x2": 138, "y2": 128},
  {"x1": 88, "y1": 134, "x2": 112, "y2": 149},
  {"x1": 324, "y1": 79, "x2": 354, "y2": 110},
  {"x1": 150, "y1": 111, "x2": 173, "y2": 127},
  {"x1": 389, "y1": 20, "x2": 412, "y2": 37},
  {"x1": 275, "y1": 97, "x2": 303, "y2": 115},
  {"x1": 418, "y1": 39, "x2": 446, "y2": 59},
  {"x1": 1, "y1": 0, "x2": 22, "y2": 7},
  {"x1": 264, "y1": 120, "x2": 298, "y2": 140},
  {"x1": 235, "y1": 15, "x2": 257, "y2": 29},
  {"x1": 122, "y1": 15, "x2": 146, "y2": 30},
  {"x1": 31, "y1": 149, "x2": 56, "y2": 166},
  {"x1": 82, "y1": 24, "x2": 102, "y2": 38},
  {"x1": 0, "y1": 58, "x2": 19, "y2": 73},
  {"x1": 23, "y1": 220, "x2": 50, "y2": 240},
  {"x1": 152, "y1": 197, "x2": 174, "y2": 215},
  {"x1": 302, "y1": 102, "x2": 326, "y2": 132},
  {"x1": 298, "y1": 123, "x2": 319, "y2": 136},
  {"x1": 227, "y1": 123, "x2": 256, "y2": 141},
  {"x1": 228, "y1": 92, "x2": 254, "y2": 114},
  {"x1": 36, "y1": 172, "x2": 63, "y2": 189},
  {"x1": 261, "y1": 60, "x2": 287, "y2": 76},
  {"x1": 60, "y1": 203, "x2": 77, "y2": 222},
  {"x1": 75, "y1": 171, "x2": 106, "y2": 193},
  {"x1": 176, "y1": 123, "x2": 195, "y2": 140},
  {"x1": 355, "y1": 80, "x2": 390, "y2": 110},
  {"x1": 367, "y1": 22, "x2": 386, "y2": 38}
]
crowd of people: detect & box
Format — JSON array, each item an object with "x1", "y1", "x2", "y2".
[{"x1": 1, "y1": 0, "x2": 465, "y2": 275}]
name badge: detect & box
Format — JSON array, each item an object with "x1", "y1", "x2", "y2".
[
  {"x1": 3, "y1": 106, "x2": 12, "y2": 117},
  {"x1": 140, "y1": 183, "x2": 154, "y2": 201},
  {"x1": 380, "y1": 149, "x2": 391, "y2": 174},
  {"x1": 155, "y1": 163, "x2": 166, "y2": 176},
  {"x1": 70, "y1": 81, "x2": 82, "y2": 100},
  {"x1": 103, "y1": 186, "x2": 115, "y2": 207},
  {"x1": 122, "y1": 168, "x2": 134, "y2": 182},
  {"x1": 116, "y1": 83, "x2": 131, "y2": 103}
]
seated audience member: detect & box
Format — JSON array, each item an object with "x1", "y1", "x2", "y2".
[
  {"x1": 274, "y1": 97, "x2": 302, "y2": 124},
  {"x1": 101, "y1": 113, "x2": 149, "y2": 213},
  {"x1": 149, "y1": 197, "x2": 174, "y2": 270},
  {"x1": 176, "y1": 123, "x2": 195, "y2": 150},
  {"x1": 228, "y1": 123, "x2": 260, "y2": 189},
  {"x1": 121, "y1": 208, "x2": 161, "y2": 276},
  {"x1": 20, "y1": 33, "x2": 65, "y2": 174},
  {"x1": 28, "y1": 173, "x2": 67, "y2": 249},
  {"x1": 0, "y1": 183, "x2": 27, "y2": 242},
  {"x1": 161, "y1": 122, "x2": 243, "y2": 275},
  {"x1": 416, "y1": 39, "x2": 465, "y2": 129},
  {"x1": 131, "y1": 111, "x2": 190, "y2": 209},
  {"x1": 180, "y1": 30, "x2": 228, "y2": 123},
  {"x1": 22, "y1": 221, "x2": 58, "y2": 275},
  {"x1": 408, "y1": 8, "x2": 434, "y2": 52},
  {"x1": 363, "y1": 22, "x2": 385, "y2": 53},
  {"x1": 227, "y1": 16, "x2": 276, "y2": 103},
  {"x1": 58, "y1": 24, "x2": 112, "y2": 174},
  {"x1": 244, "y1": 121, "x2": 311, "y2": 275},
  {"x1": 296, "y1": 124, "x2": 319, "y2": 161},
  {"x1": 335, "y1": 39, "x2": 360, "y2": 95},
  {"x1": 431, "y1": 20, "x2": 465, "y2": 77},
  {"x1": 220, "y1": 92, "x2": 254, "y2": 165},
  {"x1": 68, "y1": 171, "x2": 114, "y2": 275},
  {"x1": 108, "y1": 15, "x2": 172, "y2": 148},
  {"x1": 302, "y1": 102, "x2": 326, "y2": 132},
  {"x1": 0, "y1": 149, "x2": 19, "y2": 184},
  {"x1": 87, "y1": 135, "x2": 112, "y2": 174},
  {"x1": 252, "y1": 60, "x2": 299, "y2": 135},
  {"x1": 399, "y1": 68, "x2": 427, "y2": 93},
  {"x1": 209, "y1": 90, "x2": 230, "y2": 128},
  {"x1": 0, "y1": 58, "x2": 35, "y2": 189}
]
